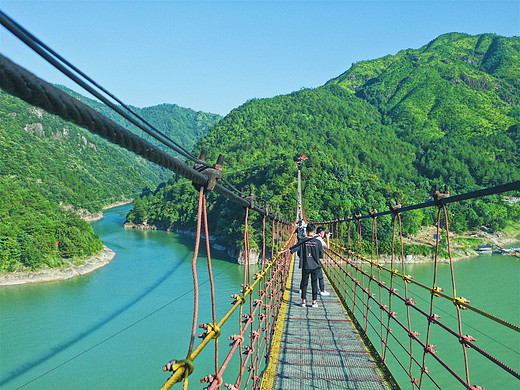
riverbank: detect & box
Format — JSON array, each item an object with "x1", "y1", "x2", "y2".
[
  {"x1": 0, "y1": 200, "x2": 132, "y2": 286},
  {"x1": 79, "y1": 199, "x2": 134, "y2": 222},
  {"x1": 123, "y1": 221, "x2": 261, "y2": 264},
  {"x1": 125, "y1": 219, "x2": 520, "y2": 264},
  {"x1": 377, "y1": 225, "x2": 520, "y2": 263},
  {"x1": 0, "y1": 246, "x2": 116, "y2": 286}
]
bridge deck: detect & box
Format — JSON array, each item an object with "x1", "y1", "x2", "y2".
[{"x1": 261, "y1": 256, "x2": 392, "y2": 389}]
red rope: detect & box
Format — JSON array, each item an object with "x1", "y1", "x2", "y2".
[
  {"x1": 188, "y1": 188, "x2": 204, "y2": 356},
  {"x1": 443, "y1": 204, "x2": 472, "y2": 386},
  {"x1": 201, "y1": 194, "x2": 219, "y2": 378},
  {"x1": 419, "y1": 206, "x2": 442, "y2": 387}
]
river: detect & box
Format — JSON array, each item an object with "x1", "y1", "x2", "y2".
[
  {"x1": 0, "y1": 205, "x2": 250, "y2": 389},
  {"x1": 0, "y1": 205, "x2": 518, "y2": 389}
]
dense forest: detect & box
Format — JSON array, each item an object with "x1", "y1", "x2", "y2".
[
  {"x1": 0, "y1": 88, "x2": 221, "y2": 271},
  {"x1": 126, "y1": 33, "x2": 520, "y2": 255}
]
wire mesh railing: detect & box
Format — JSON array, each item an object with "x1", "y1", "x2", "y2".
[{"x1": 315, "y1": 182, "x2": 520, "y2": 389}]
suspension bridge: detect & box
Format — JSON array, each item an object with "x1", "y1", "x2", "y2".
[{"x1": 1, "y1": 11, "x2": 519, "y2": 389}]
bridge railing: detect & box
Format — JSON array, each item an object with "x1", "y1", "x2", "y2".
[
  {"x1": 315, "y1": 181, "x2": 520, "y2": 389},
  {"x1": 159, "y1": 192, "x2": 295, "y2": 389}
]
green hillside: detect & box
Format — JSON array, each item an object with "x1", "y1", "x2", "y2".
[
  {"x1": 0, "y1": 88, "x2": 221, "y2": 271},
  {"x1": 127, "y1": 33, "x2": 520, "y2": 252},
  {"x1": 56, "y1": 85, "x2": 221, "y2": 155}
]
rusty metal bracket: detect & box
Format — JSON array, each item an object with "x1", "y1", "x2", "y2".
[
  {"x1": 389, "y1": 200, "x2": 401, "y2": 215},
  {"x1": 241, "y1": 188, "x2": 255, "y2": 209},
  {"x1": 192, "y1": 149, "x2": 223, "y2": 191},
  {"x1": 432, "y1": 185, "x2": 450, "y2": 206}
]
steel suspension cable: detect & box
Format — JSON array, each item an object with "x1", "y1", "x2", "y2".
[
  {"x1": 0, "y1": 54, "x2": 292, "y2": 225},
  {"x1": 0, "y1": 10, "x2": 206, "y2": 166},
  {"x1": 1, "y1": 10, "x2": 285, "y2": 202},
  {"x1": 312, "y1": 188, "x2": 519, "y2": 388}
]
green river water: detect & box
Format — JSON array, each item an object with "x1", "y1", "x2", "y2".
[{"x1": 0, "y1": 204, "x2": 518, "y2": 389}]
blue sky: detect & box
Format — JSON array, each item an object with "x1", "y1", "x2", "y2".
[{"x1": 1, "y1": 1, "x2": 519, "y2": 116}]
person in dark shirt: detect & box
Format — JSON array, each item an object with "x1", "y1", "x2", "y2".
[{"x1": 287, "y1": 223, "x2": 323, "y2": 308}]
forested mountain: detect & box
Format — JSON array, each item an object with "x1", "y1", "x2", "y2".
[
  {"x1": 56, "y1": 85, "x2": 221, "y2": 155},
  {"x1": 127, "y1": 33, "x2": 520, "y2": 253},
  {"x1": 0, "y1": 87, "x2": 221, "y2": 271}
]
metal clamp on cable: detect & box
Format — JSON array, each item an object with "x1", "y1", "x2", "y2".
[
  {"x1": 241, "y1": 188, "x2": 255, "y2": 209},
  {"x1": 389, "y1": 200, "x2": 401, "y2": 215},
  {"x1": 193, "y1": 149, "x2": 224, "y2": 191},
  {"x1": 432, "y1": 184, "x2": 450, "y2": 206}
]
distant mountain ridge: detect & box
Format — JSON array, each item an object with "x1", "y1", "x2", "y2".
[
  {"x1": 126, "y1": 32, "x2": 520, "y2": 256},
  {"x1": 56, "y1": 85, "x2": 221, "y2": 154}
]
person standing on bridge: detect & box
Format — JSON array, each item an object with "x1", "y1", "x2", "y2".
[
  {"x1": 314, "y1": 227, "x2": 331, "y2": 296},
  {"x1": 285, "y1": 223, "x2": 323, "y2": 308},
  {"x1": 292, "y1": 226, "x2": 331, "y2": 296}
]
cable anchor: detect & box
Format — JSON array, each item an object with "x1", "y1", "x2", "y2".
[
  {"x1": 241, "y1": 187, "x2": 255, "y2": 209},
  {"x1": 193, "y1": 149, "x2": 223, "y2": 191},
  {"x1": 198, "y1": 323, "x2": 221, "y2": 339},
  {"x1": 389, "y1": 200, "x2": 401, "y2": 215},
  {"x1": 432, "y1": 184, "x2": 450, "y2": 206}
]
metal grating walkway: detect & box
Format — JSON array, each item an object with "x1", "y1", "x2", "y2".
[{"x1": 261, "y1": 256, "x2": 392, "y2": 390}]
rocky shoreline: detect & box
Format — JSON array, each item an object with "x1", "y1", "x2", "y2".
[
  {"x1": 0, "y1": 246, "x2": 116, "y2": 286},
  {"x1": 79, "y1": 199, "x2": 134, "y2": 222},
  {"x1": 124, "y1": 221, "x2": 520, "y2": 265},
  {"x1": 0, "y1": 199, "x2": 133, "y2": 286},
  {"x1": 123, "y1": 221, "x2": 261, "y2": 264},
  {"x1": 375, "y1": 226, "x2": 520, "y2": 263},
  {"x1": 7, "y1": 216, "x2": 514, "y2": 286}
]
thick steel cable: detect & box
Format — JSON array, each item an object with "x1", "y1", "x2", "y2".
[
  {"x1": 6, "y1": 15, "x2": 517, "y2": 384},
  {"x1": 0, "y1": 54, "x2": 292, "y2": 225},
  {"x1": 1, "y1": 12, "x2": 297, "y2": 203},
  {"x1": 0, "y1": 11, "x2": 204, "y2": 165},
  {"x1": 315, "y1": 182, "x2": 520, "y2": 226},
  {"x1": 0, "y1": 54, "x2": 207, "y2": 181}
]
